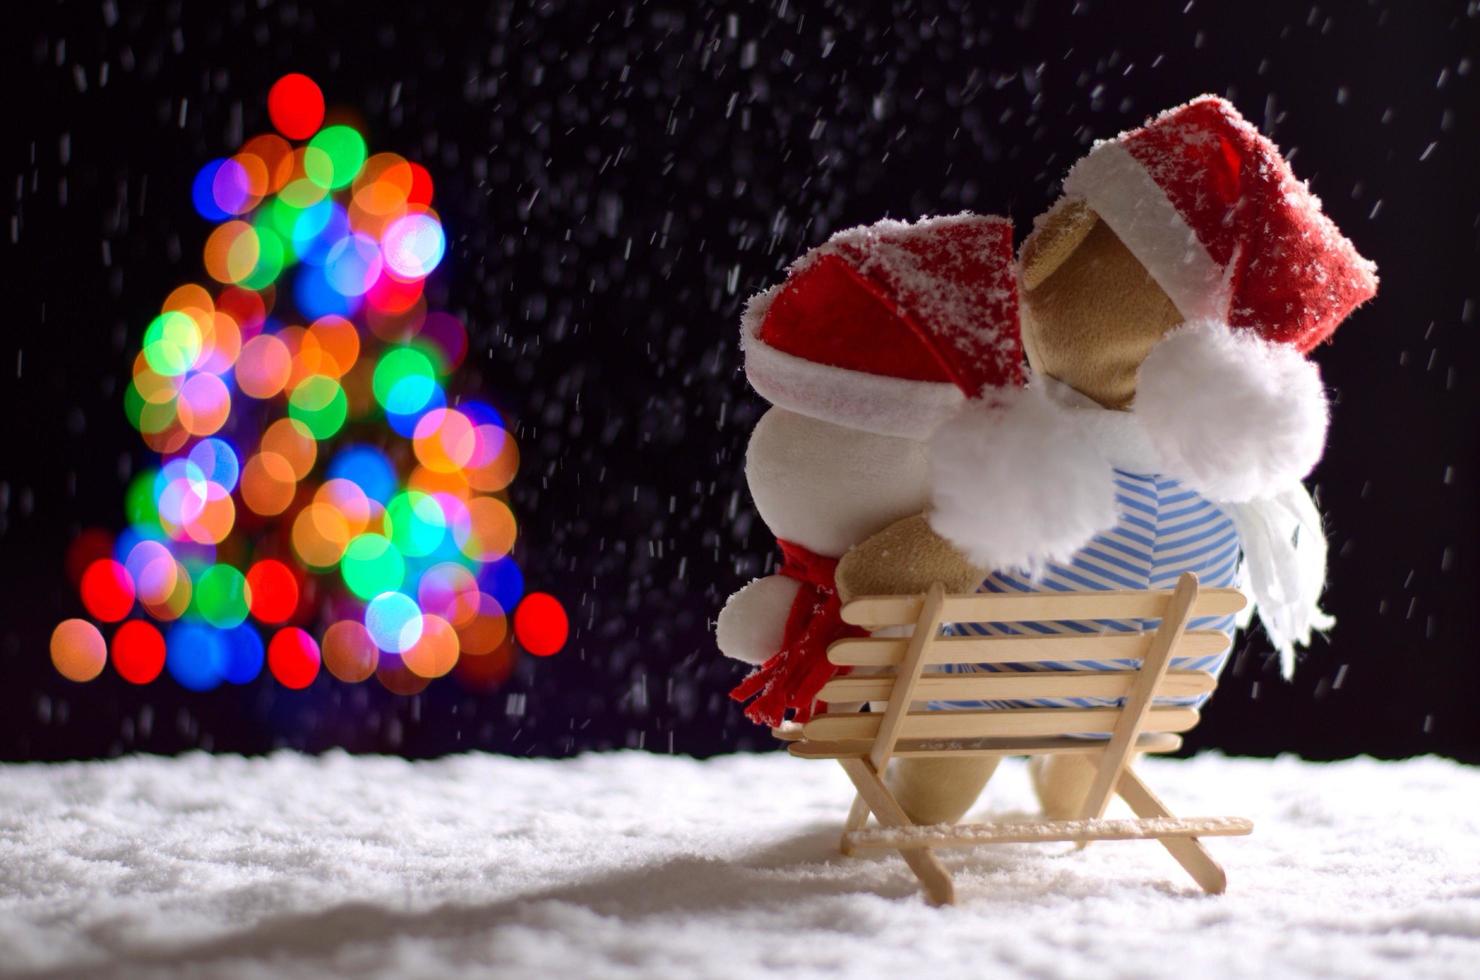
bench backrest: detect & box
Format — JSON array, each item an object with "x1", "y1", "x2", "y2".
[{"x1": 803, "y1": 573, "x2": 1245, "y2": 819}]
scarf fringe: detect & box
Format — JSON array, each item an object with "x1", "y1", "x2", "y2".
[{"x1": 1227, "y1": 483, "x2": 1335, "y2": 678}]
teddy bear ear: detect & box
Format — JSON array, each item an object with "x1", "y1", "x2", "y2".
[{"x1": 1019, "y1": 197, "x2": 1099, "y2": 291}]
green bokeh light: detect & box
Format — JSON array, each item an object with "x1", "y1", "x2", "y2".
[
  {"x1": 305, "y1": 125, "x2": 367, "y2": 190},
  {"x1": 384, "y1": 491, "x2": 447, "y2": 558},
  {"x1": 340, "y1": 533, "x2": 405, "y2": 599},
  {"x1": 125, "y1": 470, "x2": 162, "y2": 528},
  {"x1": 123, "y1": 381, "x2": 147, "y2": 432},
  {"x1": 261, "y1": 199, "x2": 306, "y2": 259},
  {"x1": 371, "y1": 347, "x2": 438, "y2": 415},
  {"x1": 194, "y1": 564, "x2": 251, "y2": 628},
  {"x1": 288, "y1": 374, "x2": 348, "y2": 440},
  {"x1": 136, "y1": 398, "x2": 179, "y2": 436},
  {"x1": 277, "y1": 176, "x2": 330, "y2": 210},
  {"x1": 142, "y1": 311, "x2": 202, "y2": 377},
  {"x1": 240, "y1": 225, "x2": 287, "y2": 291}
]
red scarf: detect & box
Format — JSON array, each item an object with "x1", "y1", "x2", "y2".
[{"x1": 729, "y1": 539, "x2": 866, "y2": 728}]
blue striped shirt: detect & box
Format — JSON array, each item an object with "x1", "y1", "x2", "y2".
[{"x1": 935, "y1": 470, "x2": 1241, "y2": 712}]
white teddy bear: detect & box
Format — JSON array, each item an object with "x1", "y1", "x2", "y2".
[{"x1": 716, "y1": 213, "x2": 1021, "y2": 727}]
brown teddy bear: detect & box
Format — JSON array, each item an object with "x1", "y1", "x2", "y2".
[{"x1": 837, "y1": 96, "x2": 1378, "y2": 825}]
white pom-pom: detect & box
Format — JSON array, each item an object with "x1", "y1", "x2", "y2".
[
  {"x1": 715, "y1": 575, "x2": 800, "y2": 665},
  {"x1": 927, "y1": 385, "x2": 1119, "y2": 576},
  {"x1": 1135, "y1": 319, "x2": 1329, "y2": 503}
]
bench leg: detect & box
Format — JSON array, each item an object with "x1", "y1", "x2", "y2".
[
  {"x1": 1116, "y1": 767, "x2": 1228, "y2": 895},
  {"x1": 838, "y1": 758, "x2": 955, "y2": 906},
  {"x1": 840, "y1": 790, "x2": 870, "y2": 856}
]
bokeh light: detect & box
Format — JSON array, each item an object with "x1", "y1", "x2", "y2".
[
  {"x1": 514, "y1": 593, "x2": 569, "y2": 657},
  {"x1": 166, "y1": 622, "x2": 226, "y2": 691},
  {"x1": 402, "y1": 614, "x2": 458, "y2": 678},
  {"x1": 221, "y1": 625, "x2": 266, "y2": 684},
  {"x1": 322, "y1": 619, "x2": 378, "y2": 682},
  {"x1": 364, "y1": 591, "x2": 424, "y2": 653},
  {"x1": 58, "y1": 73, "x2": 562, "y2": 695},
  {"x1": 267, "y1": 73, "x2": 325, "y2": 140},
  {"x1": 195, "y1": 564, "x2": 252, "y2": 628},
  {"x1": 324, "y1": 233, "x2": 382, "y2": 297},
  {"x1": 112, "y1": 620, "x2": 167, "y2": 685},
  {"x1": 382, "y1": 211, "x2": 446, "y2": 279},
  {"x1": 306, "y1": 125, "x2": 367, "y2": 190},
  {"x1": 51, "y1": 619, "x2": 107, "y2": 682},
  {"x1": 373, "y1": 347, "x2": 438, "y2": 416},
  {"x1": 236, "y1": 333, "x2": 293, "y2": 399},
  {"x1": 268, "y1": 628, "x2": 320, "y2": 689},
  {"x1": 341, "y1": 533, "x2": 404, "y2": 599},
  {"x1": 246, "y1": 559, "x2": 299, "y2": 623},
  {"x1": 80, "y1": 560, "x2": 135, "y2": 622}
]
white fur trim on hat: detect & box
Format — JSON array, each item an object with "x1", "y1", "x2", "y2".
[
  {"x1": 1062, "y1": 141, "x2": 1229, "y2": 323},
  {"x1": 740, "y1": 286, "x2": 967, "y2": 440},
  {"x1": 927, "y1": 384, "x2": 1120, "y2": 577},
  {"x1": 1134, "y1": 319, "x2": 1329, "y2": 503}
]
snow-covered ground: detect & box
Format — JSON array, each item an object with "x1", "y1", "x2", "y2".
[{"x1": 1, "y1": 751, "x2": 1475, "y2": 979}]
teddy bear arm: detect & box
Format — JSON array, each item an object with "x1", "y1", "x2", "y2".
[{"x1": 714, "y1": 575, "x2": 802, "y2": 665}]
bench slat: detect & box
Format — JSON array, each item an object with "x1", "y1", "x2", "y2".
[
  {"x1": 787, "y1": 732, "x2": 1184, "y2": 760},
  {"x1": 816, "y1": 668, "x2": 1215, "y2": 704},
  {"x1": 826, "y1": 629, "x2": 1230, "y2": 667},
  {"x1": 802, "y1": 705, "x2": 1200, "y2": 741},
  {"x1": 845, "y1": 815, "x2": 1254, "y2": 851},
  {"x1": 840, "y1": 588, "x2": 1245, "y2": 629}
]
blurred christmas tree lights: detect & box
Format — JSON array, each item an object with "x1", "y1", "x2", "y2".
[{"x1": 50, "y1": 74, "x2": 568, "y2": 695}]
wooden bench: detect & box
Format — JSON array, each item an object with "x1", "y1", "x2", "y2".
[{"x1": 772, "y1": 572, "x2": 1252, "y2": 905}]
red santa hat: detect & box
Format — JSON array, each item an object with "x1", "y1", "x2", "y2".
[
  {"x1": 740, "y1": 213, "x2": 1023, "y2": 439},
  {"x1": 1064, "y1": 96, "x2": 1376, "y2": 505},
  {"x1": 1061, "y1": 95, "x2": 1378, "y2": 351}
]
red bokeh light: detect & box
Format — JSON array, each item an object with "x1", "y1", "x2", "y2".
[
  {"x1": 405, "y1": 162, "x2": 435, "y2": 206},
  {"x1": 453, "y1": 639, "x2": 516, "y2": 692},
  {"x1": 269, "y1": 630, "x2": 321, "y2": 689},
  {"x1": 513, "y1": 592, "x2": 568, "y2": 657},
  {"x1": 267, "y1": 73, "x2": 325, "y2": 141},
  {"x1": 267, "y1": 627, "x2": 320, "y2": 689},
  {"x1": 246, "y1": 559, "x2": 300, "y2": 623},
  {"x1": 80, "y1": 559, "x2": 136, "y2": 622},
  {"x1": 365, "y1": 269, "x2": 426, "y2": 315},
  {"x1": 111, "y1": 620, "x2": 167, "y2": 685},
  {"x1": 217, "y1": 286, "x2": 267, "y2": 339}
]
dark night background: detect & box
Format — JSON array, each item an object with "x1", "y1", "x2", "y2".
[{"x1": 2, "y1": 0, "x2": 1475, "y2": 764}]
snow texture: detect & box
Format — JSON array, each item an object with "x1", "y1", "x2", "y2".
[{"x1": 1, "y1": 752, "x2": 1476, "y2": 980}]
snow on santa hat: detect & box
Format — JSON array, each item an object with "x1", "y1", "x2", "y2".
[
  {"x1": 1057, "y1": 95, "x2": 1377, "y2": 506},
  {"x1": 740, "y1": 213, "x2": 1023, "y2": 439},
  {"x1": 1061, "y1": 94, "x2": 1378, "y2": 351}
]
